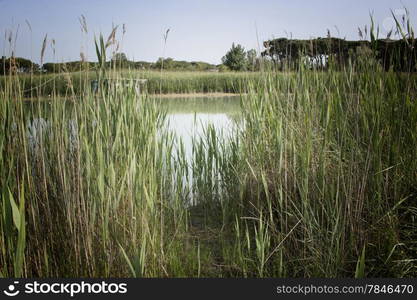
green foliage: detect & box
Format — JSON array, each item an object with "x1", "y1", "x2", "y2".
[
  {"x1": 218, "y1": 64, "x2": 230, "y2": 72},
  {"x1": 112, "y1": 53, "x2": 129, "y2": 69},
  {"x1": 0, "y1": 56, "x2": 39, "y2": 74},
  {"x1": 94, "y1": 33, "x2": 107, "y2": 78},
  {"x1": 112, "y1": 52, "x2": 128, "y2": 62},
  {"x1": 1, "y1": 187, "x2": 26, "y2": 277},
  {"x1": 222, "y1": 43, "x2": 247, "y2": 71},
  {"x1": 355, "y1": 246, "x2": 366, "y2": 278},
  {"x1": 154, "y1": 57, "x2": 216, "y2": 71},
  {"x1": 263, "y1": 36, "x2": 417, "y2": 71},
  {"x1": 246, "y1": 49, "x2": 258, "y2": 71}
]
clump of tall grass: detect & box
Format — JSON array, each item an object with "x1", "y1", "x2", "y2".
[
  {"x1": 0, "y1": 56, "x2": 203, "y2": 277},
  {"x1": 181, "y1": 18, "x2": 417, "y2": 277},
  {"x1": 228, "y1": 65, "x2": 417, "y2": 277}
]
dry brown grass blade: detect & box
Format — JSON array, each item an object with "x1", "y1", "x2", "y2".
[
  {"x1": 79, "y1": 14, "x2": 88, "y2": 34},
  {"x1": 40, "y1": 34, "x2": 48, "y2": 65},
  {"x1": 25, "y1": 20, "x2": 32, "y2": 32},
  {"x1": 105, "y1": 25, "x2": 118, "y2": 48}
]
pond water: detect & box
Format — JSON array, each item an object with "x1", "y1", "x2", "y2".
[{"x1": 155, "y1": 95, "x2": 242, "y2": 159}]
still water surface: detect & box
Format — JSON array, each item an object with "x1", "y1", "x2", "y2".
[{"x1": 156, "y1": 96, "x2": 241, "y2": 158}]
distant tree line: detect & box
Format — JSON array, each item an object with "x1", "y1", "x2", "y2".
[
  {"x1": 262, "y1": 37, "x2": 417, "y2": 72},
  {"x1": 110, "y1": 52, "x2": 220, "y2": 71},
  {"x1": 1, "y1": 46, "x2": 267, "y2": 75},
  {"x1": 1, "y1": 56, "x2": 40, "y2": 74},
  {"x1": 3, "y1": 36, "x2": 416, "y2": 75},
  {"x1": 0, "y1": 53, "x2": 222, "y2": 75}
]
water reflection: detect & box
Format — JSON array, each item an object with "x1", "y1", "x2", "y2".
[
  {"x1": 158, "y1": 96, "x2": 241, "y2": 132},
  {"x1": 156, "y1": 96, "x2": 241, "y2": 159}
]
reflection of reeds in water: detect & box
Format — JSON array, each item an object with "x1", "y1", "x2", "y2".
[
  {"x1": 154, "y1": 95, "x2": 242, "y2": 114},
  {"x1": 1, "y1": 14, "x2": 417, "y2": 278}
]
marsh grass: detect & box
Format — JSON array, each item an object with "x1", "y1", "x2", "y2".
[
  {"x1": 1, "y1": 20, "x2": 417, "y2": 277},
  {"x1": 0, "y1": 71, "x2": 263, "y2": 98}
]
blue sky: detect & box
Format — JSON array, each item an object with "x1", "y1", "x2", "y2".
[{"x1": 1, "y1": 0, "x2": 416, "y2": 64}]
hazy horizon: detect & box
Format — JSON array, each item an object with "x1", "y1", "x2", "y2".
[{"x1": 1, "y1": 0, "x2": 416, "y2": 64}]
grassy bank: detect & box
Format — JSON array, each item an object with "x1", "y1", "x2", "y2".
[{"x1": 1, "y1": 53, "x2": 416, "y2": 277}]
